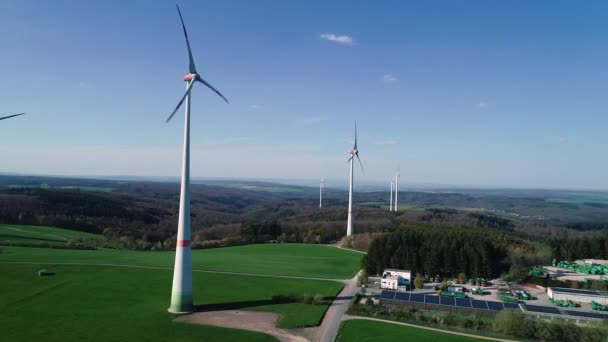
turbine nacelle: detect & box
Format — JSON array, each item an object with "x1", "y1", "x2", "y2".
[
  {"x1": 183, "y1": 73, "x2": 197, "y2": 82},
  {"x1": 349, "y1": 149, "x2": 357, "y2": 155}
]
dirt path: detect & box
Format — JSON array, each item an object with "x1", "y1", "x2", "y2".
[
  {"x1": 342, "y1": 316, "x2": 517, "y2": 342},
  {"x1": 175, "y1": 310, "x2": 309, "y2": 342},
  {"x1": 316, "y1": 273, "x2": 360, "y2": 342}
]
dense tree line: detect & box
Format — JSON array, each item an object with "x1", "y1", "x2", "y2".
[
  {"x1": 564, "y1": 221, "x2": 608, "y2": 231},
  {"x1": 364, "y1": 226, "x2": 523, "y2": 278},
  {"x1": 549, "y1": 234, "x2": 608, "y2": 261}
]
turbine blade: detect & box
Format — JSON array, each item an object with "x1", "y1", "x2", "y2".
[
  {"x1": 354, "y1": 121, "x2": 358, "y2": 149},
  {"x1": 356, "y1": 153, "x2": 364, "y2": 174},
  {"x1": 0, "y1": 113, "x2": 25, "y2": 121},
  {"x1": 166, "y1": 81, "x2": 195, "y2": 123},
  {"x1": 347, "y1": 154, "x2": 354, "y2": 163},
  {"x1": 176, "y1": 4, "x2": 197, "y2": 74},
  {"x1": 198, "y1": 77, "x2": 229, "y2": 103}
]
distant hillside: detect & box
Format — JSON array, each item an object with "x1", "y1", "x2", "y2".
[{"x1": 2, "y1": 175, "x2": 608, "y2": 250}]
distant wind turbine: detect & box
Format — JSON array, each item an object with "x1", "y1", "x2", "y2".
[
  {"x1": 394, "y1": 167, "x2": 400, "y2": 211},
  {"x1": 346, "y1": 122, "x2": 364, "y2": 237},
  {"x1": 319, "y1": 178, "x2": 324, "y2": 209},
  {"x1": 0, "y1": 113, "x2": 25, "y2": 121},
  {"x1": 166, "y1": 5, "x2": 228, "y2": 314},
  {"x1": 389, "y1": 178, "x2": 394, "y2": 212}
]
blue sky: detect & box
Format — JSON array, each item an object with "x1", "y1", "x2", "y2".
[{"x1": 1, "y1": 0, "x2": 607, "y2": 189}]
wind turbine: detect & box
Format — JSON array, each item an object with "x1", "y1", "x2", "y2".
[
  {"x1": 346, "y1": 122, "x2": 364, "y2": 237},
  {"x1": 389, "y1": 178, "x2": 394, "y2": 212},
  {"x1": 394, "y1": 167, "x2": 400, "y2": 212},
  {"x1": 166, "y1": 5, "x2": 228, "y2": 314},
  {"x1": 319, "y1": 178, "x2": 324, "y2": 209},
  {"x1": 0, "y1": 113, "x2": 25, "y2": 121}
]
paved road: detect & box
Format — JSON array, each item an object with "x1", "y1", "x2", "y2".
[
  {"x1": 0, "y1": 261, "x2": 346, "y2": 283},
  {"x1": 317, "y1": 272, "x2": 360, "y2": 342},
  {"x1": 341, "y1": 316, "x2": 517, "y2": 342}
]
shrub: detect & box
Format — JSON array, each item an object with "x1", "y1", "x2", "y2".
[{"x1": 414, "y1": 273, "x2": 424, "y2": 289}]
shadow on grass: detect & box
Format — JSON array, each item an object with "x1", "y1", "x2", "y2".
[{"x1": 194, "y1": 296, "x2": 339, "y2": 313}]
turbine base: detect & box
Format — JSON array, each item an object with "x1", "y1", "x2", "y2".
[{"x1": 168, "y1": 292, "x2": 194, "y2": 314}]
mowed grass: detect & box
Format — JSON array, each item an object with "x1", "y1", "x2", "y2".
[
  {"x1": 0, "y1": 224, "x2": 104, "y2": 245},
  {"x1": 0, "y1": 243, "x2": 362, "y2": 279},
  {"x1": 1, "y1": 263, "x2": 343, "y2": 341},
  {"x1": 337, "y1": 320, "x2": 485, "y2": 342}
]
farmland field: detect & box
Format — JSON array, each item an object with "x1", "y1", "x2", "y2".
[
  {"x1": 336, "y1": 319, "x2": 484, "y2": 342},
  {"x1": 1, "y1": 263, "x2": 344, "y2": 341},
  {"x1": 0, "y1": 243, "x2": 361, "y2": 279},
  {"x1": 0, "y1": 224, "x2": 105, "y2": 245}
]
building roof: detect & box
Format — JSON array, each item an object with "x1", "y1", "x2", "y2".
[
  {"x1": 549, "y1": 287, "x2": 608, "y2": 297},
  {"x1": 382, "y1": 275, "x2": 400, "y2": 281},
  {"x1": 384, "y1": 269, "x2": 411, "y2": 273}
]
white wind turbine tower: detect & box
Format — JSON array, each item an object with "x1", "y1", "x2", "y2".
[
  {"x1": 0, "y1": 113, "x2": 25, "y2": 121},
  {"x1": 319, "y1": 178, "x2": 324, "y2": 208},
  {"x1": 166, "y1": 5, "x2": 228, "y2": 314},
  {"x1": 394, "y1": 167, "x2": 400, "y2": 212},
  {"x1": 346, "y1": 122, "x2": 364, "y2": 237},
  {"x1": 389, "y1": 178, "x2": 394, "y2": 211}
]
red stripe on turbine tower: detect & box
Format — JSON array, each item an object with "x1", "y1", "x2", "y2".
[{"x1": 177, "y1": 240, "x2": 191, "y2": 247}]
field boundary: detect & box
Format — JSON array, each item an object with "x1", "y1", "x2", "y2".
[
  {"x1": 0, "y1": 261, "x2": 348, "y2": 282},
  {"x1": 341, "y1": 316, "x2": 517, "y2": 342}
]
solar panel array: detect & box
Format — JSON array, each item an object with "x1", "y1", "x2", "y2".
[
  {"x1": 522, "y1": 304, "x2": 562, "y2": 315},
  {"x1": 379, "y1": 290, "x2": 520, "y2": 312},
  {"x1": 564, "y1": 310, "x2": 608, "y2": 320},
  {"x1": 380, "y1": 291, "x2": 608, "y2": 320},
  {"x1": 551, "y1": 287, "x2": 602, "y2": 296}
]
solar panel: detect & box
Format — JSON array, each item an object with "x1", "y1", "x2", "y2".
[
  {"x1": 455, "y1": 298, "x2": 472, "y2": 308},
  {"x1": 550, "y1": 287, "x2": 601, "y2": 296},
  {"x1": 487, "y1": 301, "x2": 505, "y2": 311},
  {"x1": 523, "y1": 304, "x2": 561, "y2": 315},
  {"x1": 440, "y1": 296, "x2": 456, "y2": 306},
  {"x1": 471, "y1": 299, "x2": 489, "y2": 310},
  {"x1": 395, "y1": 292, "x2": 410, "y2": 302},
  {"x1": 503, "y1": 302, "x2": 520, "y2": 310},
  {"x1": 564, "y1": 310, "x2": 608, "y2": 319},
  {"x1": 425, "y1": 295, "x2": 440, "y2": 304},
  {"x1": 410, "y1": 293, "x2": 425, "y2": 303},
  {"x1": 379, "y1": 291, "x2": 396, "y2": 300}
]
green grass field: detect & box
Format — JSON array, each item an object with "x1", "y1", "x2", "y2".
[
  {"x1": 0, "y1": 243, "x2": 361, "y2": 279},
  {"x1": 0, "y1": 242, "x2": 359, "y2": 340},
  {"x1": 337, "y1": 320, "x2": 484, "y2": 342},
  {"x1": 1, "y1": 264, "x2": 286, "y2": 341},
  {"x1": 0, "y1": 224, "x2": 105, "y2": 245}
]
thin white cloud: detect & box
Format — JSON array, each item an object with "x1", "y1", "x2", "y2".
[
  {"x1": 559, "y1": 137, "x2": 567, "y2": 143},
  {"x1": 477, "y1": 101, "x2": 487, "y2": 108},
  {"x1": 383, "y1": 74, "x2": 398, "y2": 82},
  {"x1": 78, "y1": 81, "x2": 92, "y2": 88},
  {"x1": 376, "y1": 140, "x2": 398, "y2": 146},
  {"x1": 320, "y1": 33, "x2": 354, "y2": 46},
  {"x1": 249, "y1": 104, "x2": 260, "y2": 109},
  {"x1": 297, "y1": 116, "x2": 328, "y2": 125}
]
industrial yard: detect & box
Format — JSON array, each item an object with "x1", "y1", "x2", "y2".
[{"x1": 368, "y1": 264, "x2": 608, "y2": 324}]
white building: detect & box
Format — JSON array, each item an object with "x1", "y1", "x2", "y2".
[
  {"x1": 381, "y1": 269, "x2": 412, "y2": 291},
  {"x1": 548, "y1": 287, "x2": 608, "y2": 305},
  {"x1": 382, "y1": 269, "x2": 412, "y2": 281},
  {"x1": 381, "y1": 275, "x2": 401, "y2": 290}
]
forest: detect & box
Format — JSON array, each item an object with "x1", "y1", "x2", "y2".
[
  {"x1": 2, "y1": 175, "x2": 608, "y2": 271},
  {"x1": 363, "y1": 226, "x2": 521, "y2": 278}
]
